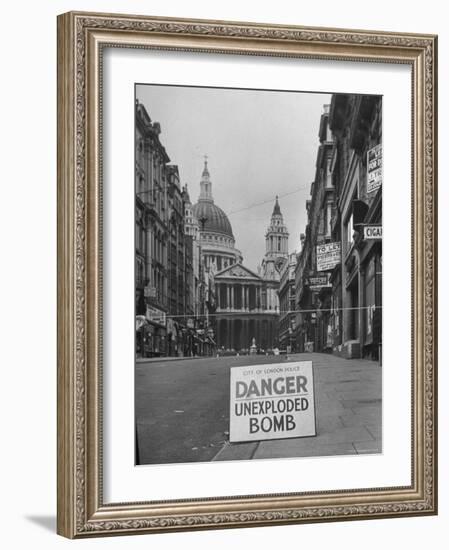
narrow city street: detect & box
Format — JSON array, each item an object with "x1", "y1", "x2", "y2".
[{"x1": 136, "y1": 353, "x2": 381, "y2": 465}]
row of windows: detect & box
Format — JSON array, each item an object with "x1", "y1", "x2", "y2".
[
  {"x1": 137, "y1": 222, "x2": 190, "y2": 262},
  {"x1": 202, "y1": 234, "x2": 233, "y2": 246}
]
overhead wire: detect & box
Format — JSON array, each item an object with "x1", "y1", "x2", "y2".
[{"x1": 227, "y1": 184, "x2": 310, "y2": 216}]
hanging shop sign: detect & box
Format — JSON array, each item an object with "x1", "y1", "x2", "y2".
[
  {"x1": 307, "y1": 273, "x2": 332, "y2": 290},
  {"x1": 145, "y1": 305, "x2": 166, "y2": 326},
  {"x1": 363, "y1": 224, "x2": 383, "y2": 240},
  {"x1": 367, "y1": 144, "x2": 382, "y2": 194},
  {"x1": 229, "y1": 362, "x2": 316, "y2": 443},
  {"x1": 316, "y1": 242, "x2": 341, "y2": 271},
  {"x1": 135, "y1": 315, "x2": 147, "y2": 331}
]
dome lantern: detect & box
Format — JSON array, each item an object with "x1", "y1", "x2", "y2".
[{"x1": 199, "y1": 155, "x2": 213, "y2": 203}]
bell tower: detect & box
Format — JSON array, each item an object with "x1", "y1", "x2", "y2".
[{"x1": 262, "y1": 196, "x2": 289, "y2": 281}]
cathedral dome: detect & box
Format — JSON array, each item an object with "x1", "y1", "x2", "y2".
[
  {"x1": 192, "y1": 201, "x2": 234, "y2": 238},
  {"x1": 192, "y1": 159, "x2": 234, "y2": 239}
]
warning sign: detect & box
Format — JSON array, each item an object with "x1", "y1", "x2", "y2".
[{"x1": 229, "y1": 362, "x2": 316, "y2": 443}]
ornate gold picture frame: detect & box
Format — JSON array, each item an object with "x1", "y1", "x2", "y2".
[{"x1": 57, "y1": 11, "x2": 437, "y2": 538}]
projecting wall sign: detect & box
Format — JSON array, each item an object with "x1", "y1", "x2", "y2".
[
  {"x1": 363, "y1": 225, "x2": 382, "y2": 240},
  {"x1": 367, "y1": 144, "x2": 382, "y2": 194},
  {"x1": 316, "y1": 242, "x2": 341, "y2": 271},
  {"x1": 307, "y1": 273, "x2": 332, "y2": 290},
  {"x1": 229, "y1": 362, "x2": 316, "y2": 443}
]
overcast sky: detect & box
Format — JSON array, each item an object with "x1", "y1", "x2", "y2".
[{"x1": 137, "y1": 84, "x2": 331, "y2": 272}]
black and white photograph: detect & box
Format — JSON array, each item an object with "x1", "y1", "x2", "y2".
[{"x1": 134, "y1": 84, "x2": 383, "y2": 466}]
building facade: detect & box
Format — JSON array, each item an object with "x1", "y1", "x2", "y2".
[
  {"x1": 135, "y1": 100, "x2": 170, "y2": 356},
  {"x1": 294, "y1": 104, "x2": 336, "y2": 353},
  {"x1": 182, "y1": 185, "x2": 201, "y2": 321},
  {"x1": 278, "y1": 252, "x2": 297, "y2": 352},
  {"x1": 328, "y1": 93, "x2": 382, "y2": 359},
  {"x1": 294, "y1": 96, "x2": 382, "y2": 360},
  {"x1": 135, "y1": 101, "x2": 215, "y2": 358}
]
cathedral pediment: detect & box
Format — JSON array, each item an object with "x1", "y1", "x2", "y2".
[{"x1": 215, "y1": 263, "x2": 261, "y2": 280}]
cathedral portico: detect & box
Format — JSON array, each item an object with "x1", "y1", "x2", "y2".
[
  {"x1": 213, "y1": 254, "x2": 279, "y2": 352},
  {"x1": 216, "y1": 283, "x2": 262, "y2": 313}
]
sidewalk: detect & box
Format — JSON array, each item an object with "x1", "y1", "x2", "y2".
[
  {"x1": 212, "y1": 353, "x2": 382, "y2": 461},
  {"x1": 136, "y1": 355, "x2": 210, "y2": 364}
]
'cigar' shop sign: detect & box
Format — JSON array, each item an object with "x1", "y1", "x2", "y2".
[{"x1": 229, "y1": 362, "x2": 316, "y2": 443}]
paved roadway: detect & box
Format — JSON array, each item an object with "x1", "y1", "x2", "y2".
[{"x1": 135, "y1": 353, "x2": 381, "y2": 465}]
